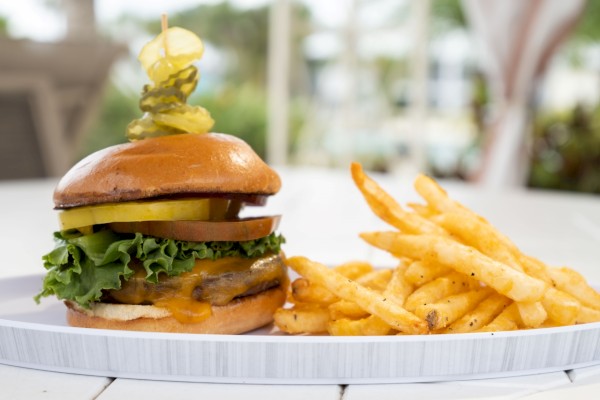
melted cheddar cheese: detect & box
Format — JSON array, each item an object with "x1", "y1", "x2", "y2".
[{"x1": 109, "y1": 255, "x2": 285, "y2": 323}]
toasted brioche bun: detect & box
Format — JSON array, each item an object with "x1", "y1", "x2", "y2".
[
  {"x1": 65, "y1": 286, "x2": 286, "y2": 334},
  {"x1": 54, "y1": 133, "x2": 281, "y2": 208}
]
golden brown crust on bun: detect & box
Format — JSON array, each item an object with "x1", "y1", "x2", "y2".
[
  {"x1": 65, "y1": 286, "x2": 286, "y2": 334},
  {"x1": 54, "y1": 133, "x2": 281, "y2": 208}
]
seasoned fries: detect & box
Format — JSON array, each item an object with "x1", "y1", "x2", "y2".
[
  {"x1": 274, "y1": 162, "x2": 600, "y2": 336},
  {"x1": 286, "y1": 257, "x2": 428, "y2": 334}
]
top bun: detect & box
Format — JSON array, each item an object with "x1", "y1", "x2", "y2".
[{"x1": 54, "y1": 133, "x2": 281, "y2": 208}]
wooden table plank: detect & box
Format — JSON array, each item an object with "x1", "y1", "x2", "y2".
[
  {"x1": 344, "y1": 371, "x2": 571, "y2": 400},
  {"x1": 0, "y1": 364, "x2": 112, "y2": 400},
  {"x1": 97, "y1": 379, "x2": 341, "y2": 400}
]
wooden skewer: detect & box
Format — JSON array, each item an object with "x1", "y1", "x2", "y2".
[{"x1": 161, "y1": 13, "x2": 169, "y2": 55}]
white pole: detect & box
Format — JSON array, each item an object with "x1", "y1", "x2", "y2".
[
  {"x1": 267, "y1": 0, "x2": 291, "y2": 165},
  {"x1": 409, "y1": 0, "x2": 431, "y2": 174}
]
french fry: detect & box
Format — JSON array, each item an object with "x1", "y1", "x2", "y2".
[
  {"x1": 404, "y1": 271, "x2": 479, "y2": 312},
  {"x1": 334, "y1": 260, "x2": 374, "y2": 280},
  {"x1": 291, "y1": 278, "x2": 338, "y2": 305},
  {"x1": 548, "y1": 267, "x2": 600, "y2": 310},
  {"x1": 355, "y1": 268, "x2": 393, "y2": 291},
  {"x1": 414, "y1": 174, "x2": 530, "y2": 262},
  {"x1": 404, "y1": 259, "x2": 451, "y2": 287},
  {"x1": 443, "y1": 293, "x2": 512, "y2": 333},
  {"x1": 328, "y1": 300, "x2": 369, "y2": 320},
  {"x1": 287, "y1": 256, "x2": 429, "y2": 334},
  {"x1": 360, "y1": 232, "x2": 547, "y2": 303},
  {"x1": 516, "y1": 301, "x2": 547, "y2": 328},
  {"x1": 350, "y1": 163, "x2": 446, "y2": 235},
  {"x1": 541, "y1": 287, "x2": 580, "y2": 325},
  {"x1": 478, "y1": 303, "x2": 521, "y2": 332},
  {"x1": 330, "y1": 262, "x2": 416, "y2": 335},
  {"x1": 415, "y1": 288, "x2": 492, "y2": 330},
  {"x1": 273, "y1": 304, "x2": 330, "y2": 334},
  {"x1": 520, "y1": 255, "x2": 553, "y2": 285},
  {"x1": 328, "y1": 268, "x2": 394, "y2": 319},
  {"x1": 433, "y1": 212, "x2": 523, "y2": 272},
  {"x1": 290, "y1": 261, "x2": 375, "y2": 306},
  {"x1": 276, "y1": 165, "x2": 598, "y2": 336},
  {"x1": 407, "y1": 202, "x2": 437, "y2": 218},
  {"x1": 413, "y1": 174, "x2": 472, "y2": 216},
  {"x1": 328, "y1": 315, "x2": 393, "y2": 336},
  {"x1": 575, "y1": 306, "x2": 600, "y2": 324},
  {"x1": 329, "y1": 267, "x2": 399, "y2": 321},
  {"x1": 384, "y1": 262, "x2": 415, "y2": 306}
]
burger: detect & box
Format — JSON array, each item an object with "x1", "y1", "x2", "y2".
[{"x1": 35, "y1": 132, "x2": 288, "y2": 334}]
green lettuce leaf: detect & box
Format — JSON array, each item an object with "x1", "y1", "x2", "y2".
[{"x1": 35, "y1": 229, "x2": 285, "y2": 308}]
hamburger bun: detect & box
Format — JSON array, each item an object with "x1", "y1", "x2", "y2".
[
  {"x1": 65, "y1": 285, "x2": 286, "y2": 334},
  {"x1": 54, "y1": 133, "x2": 282, "y2": 208},
  {"x1": 39, "y1": 132, "x2": 287, "y2": 335}
]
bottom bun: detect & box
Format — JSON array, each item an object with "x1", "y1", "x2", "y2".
[{"x1": 65, "y1": 286, "x2": 286, "y2": 334}]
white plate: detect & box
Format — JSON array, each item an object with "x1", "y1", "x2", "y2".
[{"x1": 1, "y1": 275, "x2": 600, "y2": 384}]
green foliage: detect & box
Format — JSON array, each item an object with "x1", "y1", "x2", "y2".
[
  {"x1": 83, "y1": 2, "x2": 310, "y2": 162},
  {"x1": 529, "y1": 105, "x2": 600, "y2": 193},
  {"x1": 570, "y1": 1, "x2": 600, "y2": 44},
  {"x1": 194, "y1": 83, "x2": 268, "y2": 158},
  {"x1": 151, "y1": 2, "x2": 270, "y2": 86},
  {"x1": 431, "y1": 0, "x2": 467, "y2": 36},
  {"x1": 80, "y1": 84, "x2": 137, "y2": 158},
  {"x1": 0, "y1": 17, "x2": 8, "y2": 35}
]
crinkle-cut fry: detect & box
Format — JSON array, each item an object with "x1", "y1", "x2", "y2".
[
  {"x1": 404, "y1": 259, "x2": 451, "y2": 287},
  {"x1": 334, "y1": 260, "x2": 374, "y2": 280},
  {"x1": 516, "y1": 301, "x2": 547, "y2": 328},
  {"x1": 477, "y1": 302, "x2": 521, "y2": 332},
  {"x1": 443, "y1": 292, "x2": 512, "y2": 333},
  {"x1": 287, "y1": 256, "x2": 428, "y2": 334},
  {"x1": 355, "y1": 268, "x2": 393, "y2": 291},
  {"x1": 575, "y1": 305, "x2": 600, "y2": 324},
  {"x1": 328, "y1": 315, "x2": 392, "y2": 336},
  {"x1": 404, "y1": 271, "x2": 479, "y2": 312},
  {"x1": 360, "y1": 232, "x2": 547, "y2": 303},
  {"x1": 291, "y1": 278, "x2": 338, "y2": 305},
  {"x1": 329, "y1": 300, "x2": 370, "y2": 320},
  {"x1": 541, "y1": 287, "x2": 580, "y2": 325},
  {"x1": 415, "y1": 288, "x2": 492, "y2": 330},
  {"x1": 274, "y1": 304, "x2": 330, "y2": 334},
  {"x1": 350, "y1": 163, "x2": 446, "y2": 235},
  {"x1": 548, "y1": 267, "x2": 600, "y2": 310},
  {"x1": 433, "y1": 212, "x2": 524, "y2": 272}
]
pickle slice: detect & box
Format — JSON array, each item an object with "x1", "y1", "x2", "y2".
[
  {"x1": 139, "y1": 66, "x2": 198, "y2": 113},
  {"x1": 138, "y1": 27, "x2": 204, "y2": 84},
  {"x1": 153, "y1": 104, "x2": 214, "y2": 133},
  {"x1": 126, "y1": 114, "x2": 183, "y2": 141},
  {"x1": 130, "y1": 26, "x2": 212, "y2": 141},
  {"x1": 58, "y1": 198, "x2": 231, "y2": 231},
  {"x1": 140, "y1": 86, "x2": 186, "y2": 113},
  {"x1": 158, "y1": 65, "x2": 198, "y2": 97}
]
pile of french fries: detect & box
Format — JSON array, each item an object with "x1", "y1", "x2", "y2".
[{"x1": 274, "y1": 162, "x2": 600, "y2": 335}]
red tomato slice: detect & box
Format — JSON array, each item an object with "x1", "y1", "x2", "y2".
[{"x1": 108, "y1": 216, "x2": 281, "y2": 242}]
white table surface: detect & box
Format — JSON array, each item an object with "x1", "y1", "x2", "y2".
[{"x1": 1, "y1": 166, "x2": 600, "y2": 399}]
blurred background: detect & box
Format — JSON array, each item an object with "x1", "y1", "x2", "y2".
[{"x1": 0, "y1": 0, "x2": 598, "y2": 193}]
